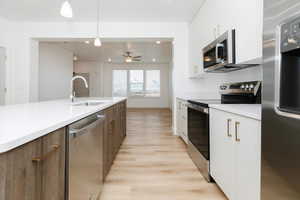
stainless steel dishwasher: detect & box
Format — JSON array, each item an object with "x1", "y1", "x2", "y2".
[{"x1": 67, "y1": 112, "x2": 105, "y2": 200}]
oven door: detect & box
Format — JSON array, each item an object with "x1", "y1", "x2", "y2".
[{"x1": 187, "y1": 104, "x2": 210, "y2": 160}]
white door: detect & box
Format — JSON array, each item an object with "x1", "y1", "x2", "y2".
[
  {"x1": 210, "y1": 109, "x2": 234, "y2": 199},
  {"x1": 233, "y1": 115, "x2": 261, "y2": 200},
  {"x1": 0, "y1": 47, "x2": 6, "y2": 105}
]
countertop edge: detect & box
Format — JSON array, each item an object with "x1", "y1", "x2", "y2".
[
  {"x1": 0, "y1": 98, "x2": 127, "y2": 154},
  {"x1": 209, "y1": 104, "x2": 262, "y2": 121}
]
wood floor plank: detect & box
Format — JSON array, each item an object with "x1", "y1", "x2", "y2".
[{"x1": 101, "y1": 109, "x2": 227, "y2": 200}]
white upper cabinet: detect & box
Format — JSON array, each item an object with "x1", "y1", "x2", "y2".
[
  {"x1": 188, "y1": 0, "x2": 263, "y2": 77},
  {"x1": 233, "y1": 0, "x2": 263, "y2": 64}
]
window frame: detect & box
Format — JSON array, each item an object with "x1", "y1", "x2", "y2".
[
  {"x1": 112, "y1": 68, "x2": 161, "y2": 98},
  {"x1": 112, "y1": 69, "x2": 128, "y2": 97}
]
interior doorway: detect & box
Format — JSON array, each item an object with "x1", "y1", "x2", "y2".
[{"x1": 0, "y1": 47, "x2": 6, "y2": 105}]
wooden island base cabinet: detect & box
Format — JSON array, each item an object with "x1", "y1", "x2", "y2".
[
  {"x1": 103, "y1": 101, "x2": 127, "y2": 179},
  {"x1": 0, "y1": 100, "x2": 127, "y2": 200},
  {"x1": 0, "y1": 128, "x2": 66, "y2": 200}
]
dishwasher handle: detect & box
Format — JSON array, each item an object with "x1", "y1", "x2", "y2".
[{"x1": 69, "y1": 114, "x2": 105, "y2": 137}]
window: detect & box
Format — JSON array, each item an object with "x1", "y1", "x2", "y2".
[
  {"x1": 145, "y1": 70, "x2": 160, "y2": 97},
  {"x1": 129, "y1": 70, "x2": 144, "y2": 96},
  {"x1": 112, "y1": 70, "x2": 127, "y2": 97},
  {"x1": 112, "y1": 69, "x2": 161, "y2": 97}
]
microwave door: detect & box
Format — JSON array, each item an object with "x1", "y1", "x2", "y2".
[
  {"x1": 204, "y1": 48, "x2": 217, "y2": 68},
  {"x1": 216, "y1": 43, "x2": 225, "y2": 63}
]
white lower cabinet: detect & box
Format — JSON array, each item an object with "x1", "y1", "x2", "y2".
[
  {"x1": 210, "y1": 108, "x2": 261, "y2": 200},
  {"x1": 176, "y1": 98, "x2": 188, "y2": 144}
]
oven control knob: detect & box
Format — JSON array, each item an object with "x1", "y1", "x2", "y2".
[
  {"x1": 240, "y1": 85, "x2": 245, "y2": 89},
  {"x1": 245, "y1": 85, "x2": 249, "y2": 89},
  {"x1": 250, "y1": 84, "x2": 254, "y2": 89}
]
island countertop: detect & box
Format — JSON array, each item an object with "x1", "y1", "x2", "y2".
[{"x1": 0, "y1": 97, "x2": 127, "y2": 154}]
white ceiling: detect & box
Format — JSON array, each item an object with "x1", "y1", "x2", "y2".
[
  {"x1": 43, "y1": 40, "x2": 173, "y2": 63},
  {"x1": 0, "y1": 0, "x2": 204, "y2": 22}
]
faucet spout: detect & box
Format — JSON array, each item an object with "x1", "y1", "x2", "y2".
[{"x1": 70, "y1": 75, "x2": 89, "y2": 102}]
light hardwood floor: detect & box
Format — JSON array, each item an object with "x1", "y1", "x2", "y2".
[{"x1": 100, "y1": 109, "x2": 227, "y2": 200}]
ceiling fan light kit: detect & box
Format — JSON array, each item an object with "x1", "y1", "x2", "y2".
[
  {"x1": 123, "y1": 51, "x2": 142, "y2": 62},
  {"x1": 60, "y1": 1, "x2": 73, "y2": 18},
  {"x1": 94, "y1": 37, "x2": 102, "y2": 47}
]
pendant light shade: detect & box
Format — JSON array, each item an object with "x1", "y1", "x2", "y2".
[
  {"x1": 94, "y1": 0, "x2": 102, "y2": 47},
  {"x1": 94, "y1": 37, "x2": 102, "y2": 47},
  {"x1": 60, "y1": 1, "x2": 73, "y2": 18}
]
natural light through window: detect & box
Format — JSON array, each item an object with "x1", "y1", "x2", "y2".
[
  {"x1": 129, "y1": 70, "x2": 144, "y2": 96},
  {"x1": 112, "y1": 69, "x2": 161, "y2": 97},
  {"x1": 113, "y1": 70, "x2": 127, "y2": 97},
  {"x1": 145, "y1": 70, "x2": 160, "y2": 97}
]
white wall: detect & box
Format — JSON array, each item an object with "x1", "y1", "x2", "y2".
[
  {"x1": 0, "y1": 47, "x2": 6, "y2": 105},
  {"x1": 74, "y1": 61, "x2": 171, "y2": 108},
  {"x1": 39, "y1": 43, "x2": 73, "y2": 101}
]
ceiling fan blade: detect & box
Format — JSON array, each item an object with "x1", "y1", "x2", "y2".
[
  {"x1": 133, "y1": 56, "x2": 142, "y2": 59},
  {"x1": 133, "y1": 59, "x2": 141, "y2": 61}
]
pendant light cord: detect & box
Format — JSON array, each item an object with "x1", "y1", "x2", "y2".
[{"x1": 96, "y1": 0, "x2": 100, "y2": 37}]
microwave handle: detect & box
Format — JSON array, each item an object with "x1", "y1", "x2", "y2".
[{"x1": 216, "y1": 43, "x2": 224, "y2": 63}]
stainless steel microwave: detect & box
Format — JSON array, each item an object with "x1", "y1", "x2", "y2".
[{"x1": 203, "y1": 29, "x2": 236, "y2": 72}]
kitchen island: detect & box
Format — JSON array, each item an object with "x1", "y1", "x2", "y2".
[{"x1": 0, "y1": 97, "x2": 127, "y2": 200}]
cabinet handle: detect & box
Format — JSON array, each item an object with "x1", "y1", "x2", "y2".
[
  {"x1": 32, "y1": 144, "x2": 60, "y2": 162},
  {"x1": 227, "y1": 119, "x2": 232, "y2": 137},
  {"x1": 235, "y1": 122, "x2": 241, "y2": 142}
]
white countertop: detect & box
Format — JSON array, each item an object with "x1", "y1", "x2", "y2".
[
  {"x1": 0, "y1": 97, "x2": 126, "y2": 154},
  {"x1": 209, "y1": 104, "x2": 261, "y2": 121}
]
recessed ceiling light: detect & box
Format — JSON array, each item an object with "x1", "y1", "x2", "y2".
[
  {"x1": 85, "y1": 41, "x2": 90, "y2": 44},
  {"x1": 156, "y1": 41, "x2": 161, "y2": 44},
  {"x1": 152, "y1": 58, "x2": 156, "y2": 62},
  {"x1": 108, "y1": 58, "x2": 112, "y2": 62},
  {"x1": 73, "y1": 55, "x2": 78, "y2": 61}
]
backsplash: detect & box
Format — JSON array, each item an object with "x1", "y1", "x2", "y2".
[{"x1": 178, "y1": 66, "x2": 262, "y2": 99}]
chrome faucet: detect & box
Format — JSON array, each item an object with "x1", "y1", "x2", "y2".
[{"x1": 70, "y1": 75, "x2": 89, "y2": 102}]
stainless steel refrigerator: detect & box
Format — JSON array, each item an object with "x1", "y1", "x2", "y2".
[{"x1": 262, "y1": 0, "x2": 300, "y2": 199}]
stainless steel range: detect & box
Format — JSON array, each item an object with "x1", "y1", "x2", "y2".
[{"x1": 187, "y1": 81, "x2": 261, "y2": 182}]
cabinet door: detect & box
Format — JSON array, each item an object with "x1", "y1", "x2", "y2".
[
  {"x1": 210, "y1": 109, "x2": 234, "y2": 200},
  {"x1": 0, "y1": 139, "x2": 42, "y2": 200},
  {"x1": 176, "y1": 99, "x2": 182, "y2": 135},
  {"x1": 233, "y1": 116, "x2": 261, "y2": 200},
  {"x1": 41, "y1": 128, "x2": 66, "y2": 200},
  {"x1": 103, "y1": 107, "x2": 112, "y2": 179},
  {"x1": 233, "y1": 0, "x2": 263, "y2": 63},
  {"x1": 181, "y1": 102, "x2": 188, "y2": 144}
]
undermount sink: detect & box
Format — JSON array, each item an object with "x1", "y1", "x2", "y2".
[{"x1": 71, "y1": 100, "x2": 108, "y2": 107}]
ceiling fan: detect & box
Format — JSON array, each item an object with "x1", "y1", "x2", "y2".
[{"x1": 123, "y1": 51, "x2": 142, "y2": 62}]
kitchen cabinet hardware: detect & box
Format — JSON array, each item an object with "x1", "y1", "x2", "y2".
[
  {"x1": 235, "y1": 122, "x2": 240, "y2": 142},
  {"x1": 32, "y1": 144, "x2": 60, "y2": 162},
  {"x1": 227, "y1": 119, "x2": 232, "y2": 137}
]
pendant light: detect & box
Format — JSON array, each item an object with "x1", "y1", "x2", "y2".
[
  {"x1": 60, "y1": 1, "x2": 73, "y2": 18},
  {"x1": 94, "y1": 0, "x2": 102, "y2": 47}
]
